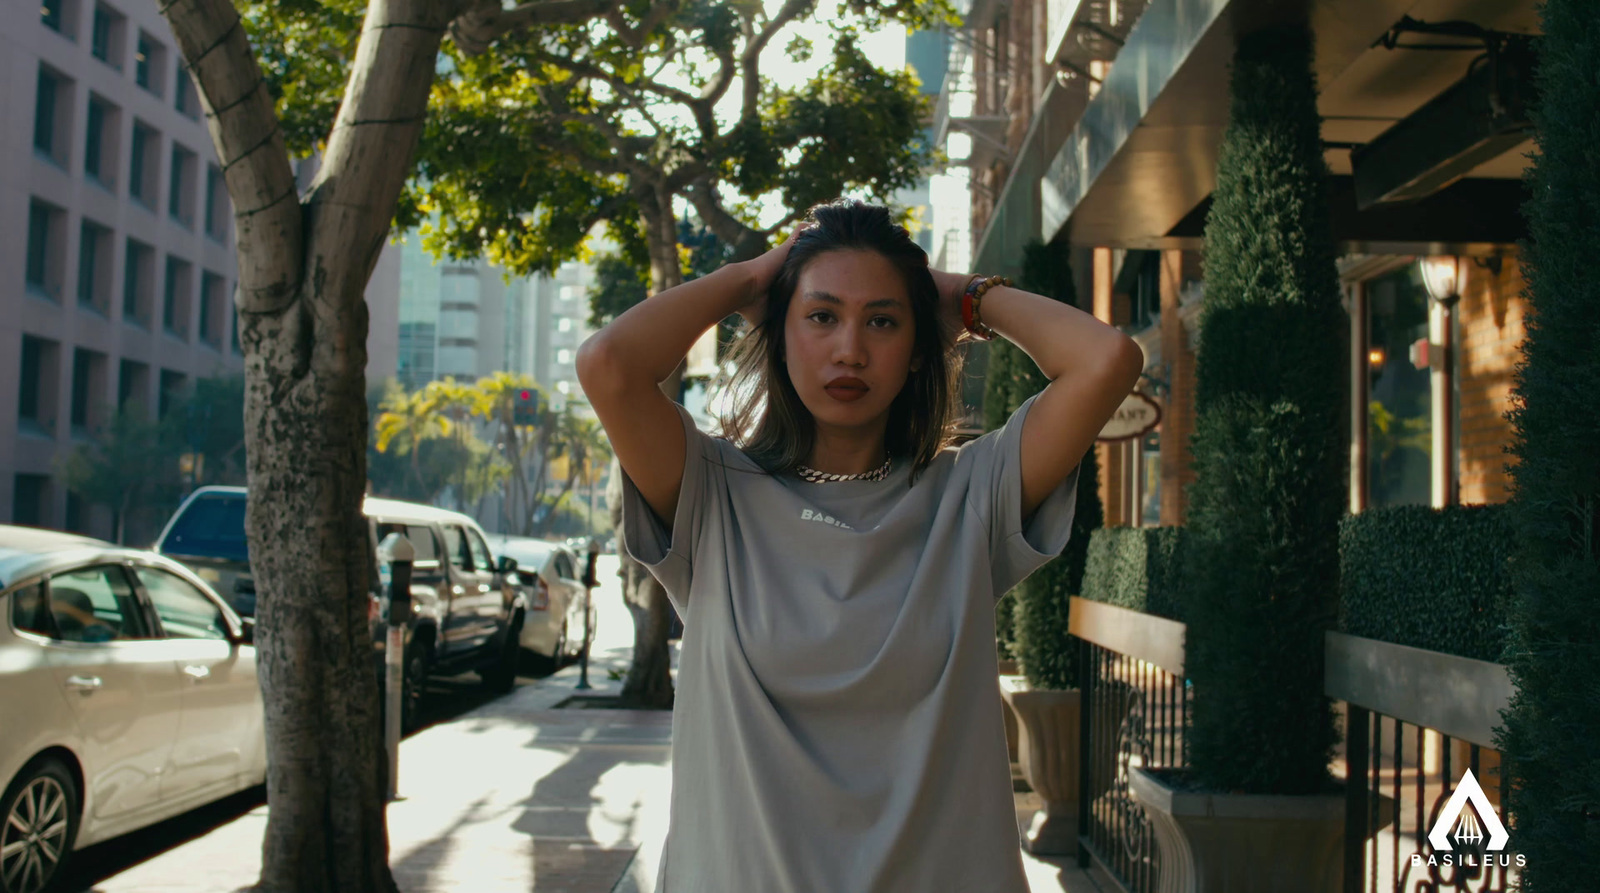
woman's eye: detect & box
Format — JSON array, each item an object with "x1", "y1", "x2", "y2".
[
  {"x1": 808, "y1": 311, "x2": 833, "y2": 324},
  {"x1": 871, "y1": 316, "x2": 898, "y2": 328}
]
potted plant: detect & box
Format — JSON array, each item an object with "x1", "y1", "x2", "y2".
[{"x1": 1127, "y1": 25, "x2": 1348, "y2": 893}]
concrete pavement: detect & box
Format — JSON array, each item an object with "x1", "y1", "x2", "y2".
[{"x1": 84, "y1": 555, "x2": 1105, "y2": 893}]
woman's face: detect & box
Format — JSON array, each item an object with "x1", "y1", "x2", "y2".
[{"x1": 783, "y1": 249, "x2": 918, "y2": 434}]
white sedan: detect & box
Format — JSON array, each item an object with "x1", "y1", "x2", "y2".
[
  {"x1": 491, "y1": 537, "x2": 594, "y2": 674},
  {"x1": 0, "y1": 526, "x2": 265, "y2": 893}
]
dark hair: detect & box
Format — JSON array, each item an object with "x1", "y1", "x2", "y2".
[{"x1": 717, "y1": 199, "x2": 964, "y2": 485}]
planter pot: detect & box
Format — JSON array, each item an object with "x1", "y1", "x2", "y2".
[
  {"x1": 998, "y1": 671, "x2": 1023, "y2": 762},
  {"x1": 999, "y1": 677, "x2": 1080, "y2": 855},
  {"x1": 1128, "y1": 767, "x2": 1344, "y2": 893}
]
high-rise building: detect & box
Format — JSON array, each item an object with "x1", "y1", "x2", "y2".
[
  {"x1": 1, "y1": 8, "x2": 401, "y2": 536},
  {"x1": 527, "y1": 260, "x2": 598, "y2": 416},
  {"x1": 389, "y1": 234, "x2": 597, "y2": 415},
  {"x1": 1, "y1": 1, "x2": 243, "y2": 535}
]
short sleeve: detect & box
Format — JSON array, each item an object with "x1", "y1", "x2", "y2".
[
  {"x1": 962, "y1": 393, "x2": 1081, "y2": 596},
  {"x1": 618, "y1": 402, "x2": 716, "y2": 610}
]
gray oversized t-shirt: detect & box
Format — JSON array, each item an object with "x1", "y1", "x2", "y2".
[{"x1": 620, "y1": 393, "x2": 1079, "y2": 893}]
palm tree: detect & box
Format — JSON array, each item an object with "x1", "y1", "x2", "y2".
[
  {"x1": 374, "y1": 380, "x2": 455, "y2": 495},
  {"x1": 470, "y1": 372, "x2": 541, "y2": 529},
  {"x1": 539, "y1": 412, "x2": 611, "y2": 535}
]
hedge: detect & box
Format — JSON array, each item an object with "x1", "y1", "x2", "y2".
[
  {"x1": 1080, "y1": 527, "x2": 1188, "y2": 621},
  {"x1": 1338, "y1": 505, "x2": 1513, "y2": 663},
  {"x1": 1495, "y1": 0, "x2": 1600, "y2": 881},
  {"x1": 1183, "y1": 25, "x2": 1347, "y2": 796}
]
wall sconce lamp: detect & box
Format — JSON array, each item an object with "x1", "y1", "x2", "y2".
[
  {"x1": 1367, "y1": 347, "x2": 1387, "y2": 370},
  {"x1": 1421, "y1": 255, "x2": 1466, "y2": 308}
]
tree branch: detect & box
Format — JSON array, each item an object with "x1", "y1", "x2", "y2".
[
  {"x1": 682, "y1": 177, "x2": 766, "y2": 261},
  {"x1": 605, "y1": 1, "x2": 679, "y2": 49},
  {"x1": 158, "y1": 0, "x2": 301, "y2": 315},
  {"x1": 450, "y1": 0, "x2": 617, "y2": 56},
  {"x1": 742, "y1": 0, "x2": 812, "y2": 122},
  {"x1": 309, "y1": 0, "x2": 455, "y2": 311}
]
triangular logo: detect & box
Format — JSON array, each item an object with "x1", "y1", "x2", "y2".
[{"x1": 1428, "y1": 769, "x2": 1510, "y2": 852}]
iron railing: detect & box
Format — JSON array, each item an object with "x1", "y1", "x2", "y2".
[
  {"x1": 1070, "y1": 597, "x2": 1189, "y2": 893},
  {"x1": 1327, "y1": 632, "x2": 1520, "y2": 893}
]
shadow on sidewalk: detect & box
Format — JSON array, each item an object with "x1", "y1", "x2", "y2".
[{"x1": 385, "y1": 704, "x2": 669, "y2": 893}]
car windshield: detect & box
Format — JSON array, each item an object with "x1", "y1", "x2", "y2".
[
  {"x1": 162, "y1": 494, "x2": 249, "y2": 562},
  {"x1": 497, "y1": 539, "x2": 554, "y2": 567}
]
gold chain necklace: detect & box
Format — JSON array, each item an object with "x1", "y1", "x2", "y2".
[{"x1": 794, "y1": 456, "x2": 893, "y2": 483}]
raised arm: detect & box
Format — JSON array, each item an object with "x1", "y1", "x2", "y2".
[
  {"x1": 575, "y1": 233, "x2": 796, "y2": 532},
  {"x1": 934, "y1": 272, "x2": 1144, "y2": 523}
]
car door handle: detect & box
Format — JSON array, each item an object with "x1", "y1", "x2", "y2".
[
  {"x1": 65, "y1": 675, "x2": 102, "y2": 692},
  {"x1": 183, "y1": 665, "x2": 211, "y2": 682}
]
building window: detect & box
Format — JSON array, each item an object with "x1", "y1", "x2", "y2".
[
  {"x1": 122, "y1": 238, "x2": 154, "y2": 326},
  {"x1": 33, "y1": 65, "x2": 73, "y2": 167},
  {"x1": 118, "y1": 359, "x2": 149, "y2": 413},
  {"x1": 65, "y1": 492, "x2": 87, "y2": 533},
  {"x1": 41, "y1": 0, "x2": 65, "y2": 31},
  {"x1": 84, "y1": 94, "x2": 120, "y2": 187},
  {"x1": 40, "y1": 0, "x2": 77, "y2": 36},
  {"x1": 169, "y1": 143, "x2": 197, "y2": 227},
  {"x1": 204, "y1": 164, "x2": 228, "y2": 241},
  {"x1": 70, "y1": 348, "x2": 107, "y2": 434},
  {"x1": 558, "y1": 317, "x2": 573, "y2": 332},
  {"x1": 18, "y1": 334, "x2": 61, "y2": 435},
  {"x1": 77, "y1": 219, "x2": 112, "y2": 314},
  {"x1": 1365, "y1": 263, "x2": 1434, "y2": 508},
  {"x1": 135, "y1": 31, "x2": 165, "y2": 97},
  {"x1": 26, "y1": 200, "x2": 66, "y2": 301},
  {"x1": 12, "y1": 475, "x2": 50, "y2": 528},
  {"x1": 199, "y1": 271, "x2": 225, "y2": 347},
  {"x1": 163, "y1": 256, "x2": 193, "y2": 338},
  {"x1": 158, "y1": 369, "x2": 187, "y2": 419},
  {"x1": 91, "y1": 3, "x2": 124, "y2": 68},
  {"x1": 129, "y1": 120, "x2": 158, "y2": 207},
  {"x1": 175, "y1": 66, "x2": 200, "y2": 118},
  {"x1": 557, "y1": 349, "x2": 573, "y2": 365}
]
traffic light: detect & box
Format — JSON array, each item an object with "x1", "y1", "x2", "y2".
[{"x1": 512, "y1": 388, "x2": 538, "y2": 426}]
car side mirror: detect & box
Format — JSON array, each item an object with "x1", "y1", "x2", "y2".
[
  {"x1": 235, "y1": 617, "x2": 256, "y2": 646},
  {"x1": 496, "y1": 555, "x2": 518, "y2": 575}
]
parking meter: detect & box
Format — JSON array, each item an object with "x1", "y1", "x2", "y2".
[
  {"x1": 575, "y1": 537, "x2": 601, "y2": 691},
  {"x1": 376, "y1": 532, "x2": 414, "y2": 800}
]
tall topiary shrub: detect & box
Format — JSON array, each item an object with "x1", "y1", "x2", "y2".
[
  {"x1": 1184, "y1": 26, "x2": 1346, "y2": 795},
  {"x1": 984, "y1": 242, "x2": 1105, "y2": 686},
  {"x1": 1495, "y1": 0, "x2": 1600, "y2": 881}
]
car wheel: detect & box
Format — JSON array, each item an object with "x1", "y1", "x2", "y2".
[
  {"x1": 0, "y1": 758, "x2": 78, "y2": 893},
  {"x1": 480, "y1": 615, "x2": 521, "y2": 694},
  {"x1": 401, "y1": 638, "x2": 432, "y2": 734}
]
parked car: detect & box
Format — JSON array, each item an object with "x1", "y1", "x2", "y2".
[
  {"x1": 0, "y1": 524, "x2": 266, "y2": 893},
  {"x1": 492, "y1": 536, "x2": 594, "y2": 674},
  {"x1": 155, "y1": 487, "x2": 526, "y2": 730}
]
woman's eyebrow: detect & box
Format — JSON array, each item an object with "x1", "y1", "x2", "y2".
[{"x1": 803, "y1": 290, "x2": 906, "y2": 310}]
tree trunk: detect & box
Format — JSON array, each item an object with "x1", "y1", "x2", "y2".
[
  {"x1": 616, "y1": 191, "x2": 685, "y2": 709},
  {"x1": 160, "y1": 1, "x2": 451, "y2": 890}
]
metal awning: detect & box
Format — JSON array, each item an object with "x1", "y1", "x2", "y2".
[{"x1": 1029, "y1": 0, "x2": 1540, "y2": 253}]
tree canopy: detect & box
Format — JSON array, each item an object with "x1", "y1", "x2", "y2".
[{"x1": 240, "y1": 0, "x2": 950, "y2": 282}]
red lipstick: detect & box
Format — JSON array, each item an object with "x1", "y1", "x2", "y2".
[{"x1": 825, "y1": 376, "x2": 869, "y2": 403}]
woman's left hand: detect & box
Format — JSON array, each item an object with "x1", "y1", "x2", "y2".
[{"x1": 929, "y1": 268, "x2": 975, "y2": 344}]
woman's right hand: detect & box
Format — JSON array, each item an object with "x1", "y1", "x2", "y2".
[{"x1": 735, "y1": 226, "x2": 804, "y2": 327}]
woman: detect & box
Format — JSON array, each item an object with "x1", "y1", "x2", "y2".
[{"x1": 576, "y1": 200, "x2": 1142, "y2": 892}]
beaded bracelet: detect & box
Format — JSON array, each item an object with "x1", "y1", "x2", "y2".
[{"x1": 962, "y1": 275, "x2": 1010, "y2": 341}]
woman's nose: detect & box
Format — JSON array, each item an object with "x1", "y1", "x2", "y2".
[{"x1": 831, "y1": 323, "x2": 868, "y2": 367}]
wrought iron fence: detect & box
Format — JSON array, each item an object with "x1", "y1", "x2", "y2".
[
  {"x1": 1327, "y1": 632, "x2": 1520, "y2": 893},
  {"x1": 1069, "y1": 597, "x2": 1189, "y2": 893}
]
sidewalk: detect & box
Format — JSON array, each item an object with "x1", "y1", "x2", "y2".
[{"x1": 88, "y1": 617, "x2": 1104, "y2": 892}]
